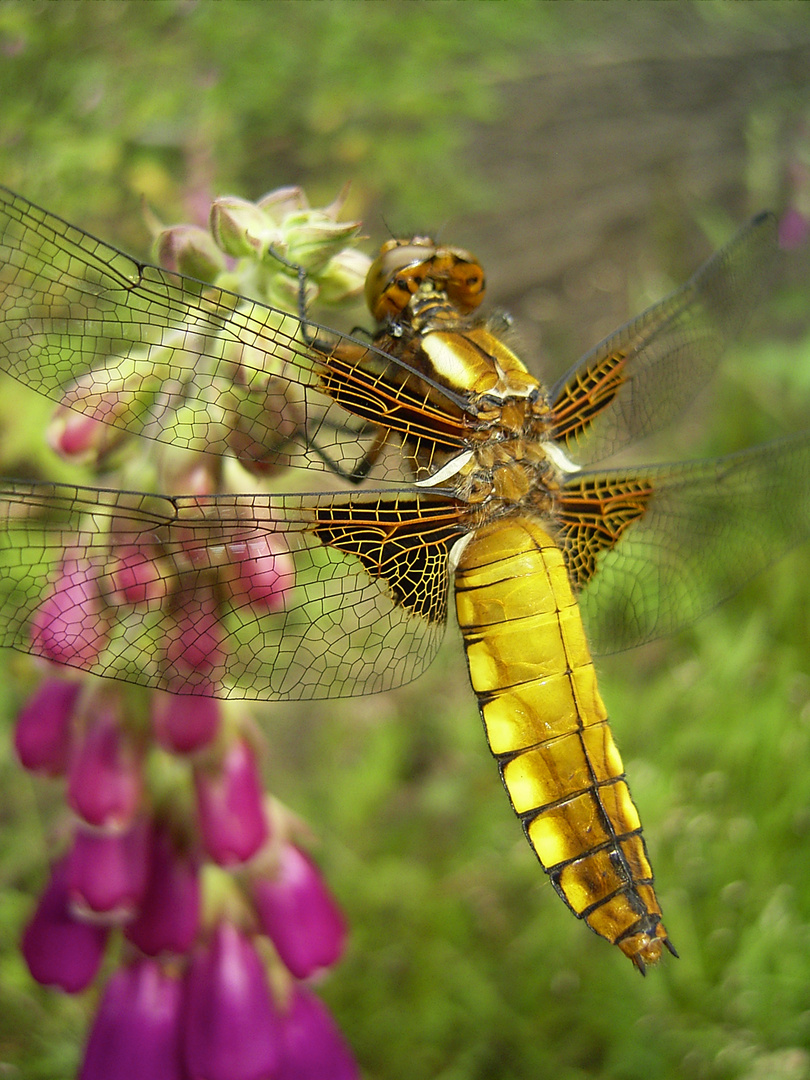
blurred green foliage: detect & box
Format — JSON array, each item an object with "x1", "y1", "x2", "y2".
[
  {"x1": 0, "y1": 1, "x2": 561, "y2": 234},
  {"x1": 1, "y1": 4, "x2": 810, "y2": 1080}
]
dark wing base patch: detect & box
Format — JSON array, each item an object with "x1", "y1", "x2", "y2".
[
  {"x1": 311, "y1": 497, "x2": 464, "y2": 622},
  {"x1": 556, "y1": 475, "x2": 653, "y2": 589}
]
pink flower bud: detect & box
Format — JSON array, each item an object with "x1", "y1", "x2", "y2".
[
  {"x1": 47, "y1": 408, "x2": 127, "y2": 464},
  {"x1": 67, "y1": 705, "x2": 143, "y2": 828},
  {"x1": 194, "y1": 737, "x2": 269, "y2": 866},
  {"x1": 152, "y1": 690, "x2": 221, "y2": 754},
  {"x1": 79, "y1": 960, "x2": 184, "y2": 1080},
  {"x1": 256, "y1": 186, "x2": 309, "y2": 224},
  {"x1": 14, "y1": 677, "x2": 79, "y2": 775},
  {"x1": 51, "y1": 363, "x2": 158, "y2": 459},
  {"x1": 22, "y1": 857, "x2": 109, "y2": 993},
  {"x1": 251, "y1": 844, "x2": 346, "y2": 979},
  {"x1": 30, "y1": 561, "x2": 110, "y2": 667},
  {"x1": 111, "y1": 545, "x2": 169, "y2": 606},
  {"x1": 155, "y1": 224, "x2": 226, "y2": 282},
  {"x1": 67, "y1": 818, "x2": 150, "y2": 919},
  {"x1": 157, "y1": 446, "x2": 220, "y2": 498},
  {"x1": 125, "y1": 826, "x2": 201, "y2": 956},
  {"x1": 277, "y1": 986, "x2": 359, "y2": 1080},
  {"x1": 227, "y1": 533, "x2": 295, "y2": 611},
  {"x1": 183, "y1": 922, "x2": 282, "y2": 1080},
  {"x1": 164, "y1": 587, "x2": 226, "y2": 682},
  {"x1": 210, "y1": 196, "x2": 275, "y2": 259},
  {"x1": 778, "y1": 206, "x2": 810, "y2": 250}
]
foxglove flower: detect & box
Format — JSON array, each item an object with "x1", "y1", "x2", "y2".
[
  {"x1": 22, "y1": 857, "x2": 108, "y2": 993},
  {"x1": 228, "y1": 532, "x2": 295, "y2": 611},
  {"x1": 79, "y1": 960, "x2": 184, "y2": 1080},
  {"x1": 16, "y1": 183, "x2": 365, "y2": 1076},
  {"x1": 67, "y1": 817, "x2": 150, "y2": 919},
  {"x1": 125, "y1": 826, "x2": 201, "y2": 956},
  {"x1": 277, "y1": 985, "x2": 358, "y2": 1080},
  {"x1": 67, "y1": 704, "x2": 143, "y2": 829},
  {"x1": 251, "y1": 844, "x2": 346, "y2": 979},
  {"x1": 183, "y1": 922, "x2": 282, "y2": 1080},
  {"x1": 111, "y1": 545, "x2": 169, "y2": 606},
  {"x1": 14, "y1": 677, "x2": 79, "y2": 775},
  {"x1": 194, "y1": 736, "x2": 269, "y2": 866},
  {"x1": 152, "y1": 690, "x2": 222, "y2": 754},
  {"x1": 30, "y1": 560, "x2": 111, "y2": 667},
  {"x1": 164, "y1": 585, "x2": 226, "y2": 684}
]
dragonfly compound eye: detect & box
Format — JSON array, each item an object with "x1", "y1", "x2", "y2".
[
  {"x1": 366, "y1": 238, "x2": 487, "y2": 322},
  {"x1": 366, "y1": 239, "x2": 437, "y2": 322}
]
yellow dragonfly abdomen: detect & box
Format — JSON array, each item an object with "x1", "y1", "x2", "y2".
[{"x1": 454, "y1": 516, "x2": 672, "y2": 971}]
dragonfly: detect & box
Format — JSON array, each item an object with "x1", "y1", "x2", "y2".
[{"x1": 0, "y1": 188, "x2": 808, "y2": 973}]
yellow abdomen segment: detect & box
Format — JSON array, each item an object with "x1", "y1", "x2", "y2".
[{"x1": 454, "y1": 516, "x2": 672, "y2": 970}]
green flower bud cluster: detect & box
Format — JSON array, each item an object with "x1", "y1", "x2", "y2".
[{"x1": 157, "y1": 184, "x2": 370, "y2": 310}]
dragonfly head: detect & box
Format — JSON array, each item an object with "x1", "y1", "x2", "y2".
[{"x1": 365, "y1": 236, "x2": 486, "y2": 322}]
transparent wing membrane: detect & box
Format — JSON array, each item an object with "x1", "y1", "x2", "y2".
[
  {"x1": 0, "y1": 188, "x2": 468, "y2": 483},
  {"x1": 0, "y1": 481, "x2": 459, "y2": 699},
  {"x1": 0, "y1": 187, "x2": 800, "y2": 701},
  {"x1": 564, "y1": 432, "x2": 810, "y2": 653},
  {"x1": 549, "y1": 212, "x2": 779, "y2": 465}
]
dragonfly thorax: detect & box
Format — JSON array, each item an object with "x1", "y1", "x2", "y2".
[{"x1": 453, "y1": 434, "x2": 561, "y2": 518}]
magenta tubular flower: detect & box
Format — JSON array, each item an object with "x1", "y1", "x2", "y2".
[
  {"x1": 277, "y1": 986, "x2": 358, "y2": 1080},
  {"x1": 194, "y1": 736, "x2": 269, "y2": 866},
  {"x1": 251, "y1": 845, "x2": 346, "y2": 979},
  {"x1": 48, "y1": 408, "x2": 127, "y2": 464},
  {"x1": 152, "y1": 690, "x2": 221, "y2": 754},
  {"x1": 228, "y1": 533, "x2": 295, "y2": 612},
  {"x1": 21, "y1": 857, "x2": 109, "y2": 993},
  {"x1": 183, "y1": 921, "x2": 282, "y2": 1080},
  {"x1": 30, "y1": 560, "x2": 110, "y2": 667},
  {"x1": 47, "y1": 361, "x2": 151, "y2": 466},
  {"x1": 67, "y1": 817, "x2": 150, "y2": 919},
  {"x1": 112, "y1": 545, "x2": 169, "y2": 606},
  {"x1": 14, "y1": 677, "x2": 79, "y2": 775},
  {"x1": 79, "y1": 959, "x2": 184, "y2": 1080},
  {"x1": 125, "y1": 826, "x2": 201, "y2": 956},
  {"x1": 67, "y1": 705, "x2": 143, "y2": 828},
  {"x1": 164, "y1": 586, "x2": 226, "y2": 682}
]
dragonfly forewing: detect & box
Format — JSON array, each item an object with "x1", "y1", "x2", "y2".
[{"x1": 0, "y1": 188, "x2": 469, "y2": 484}]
